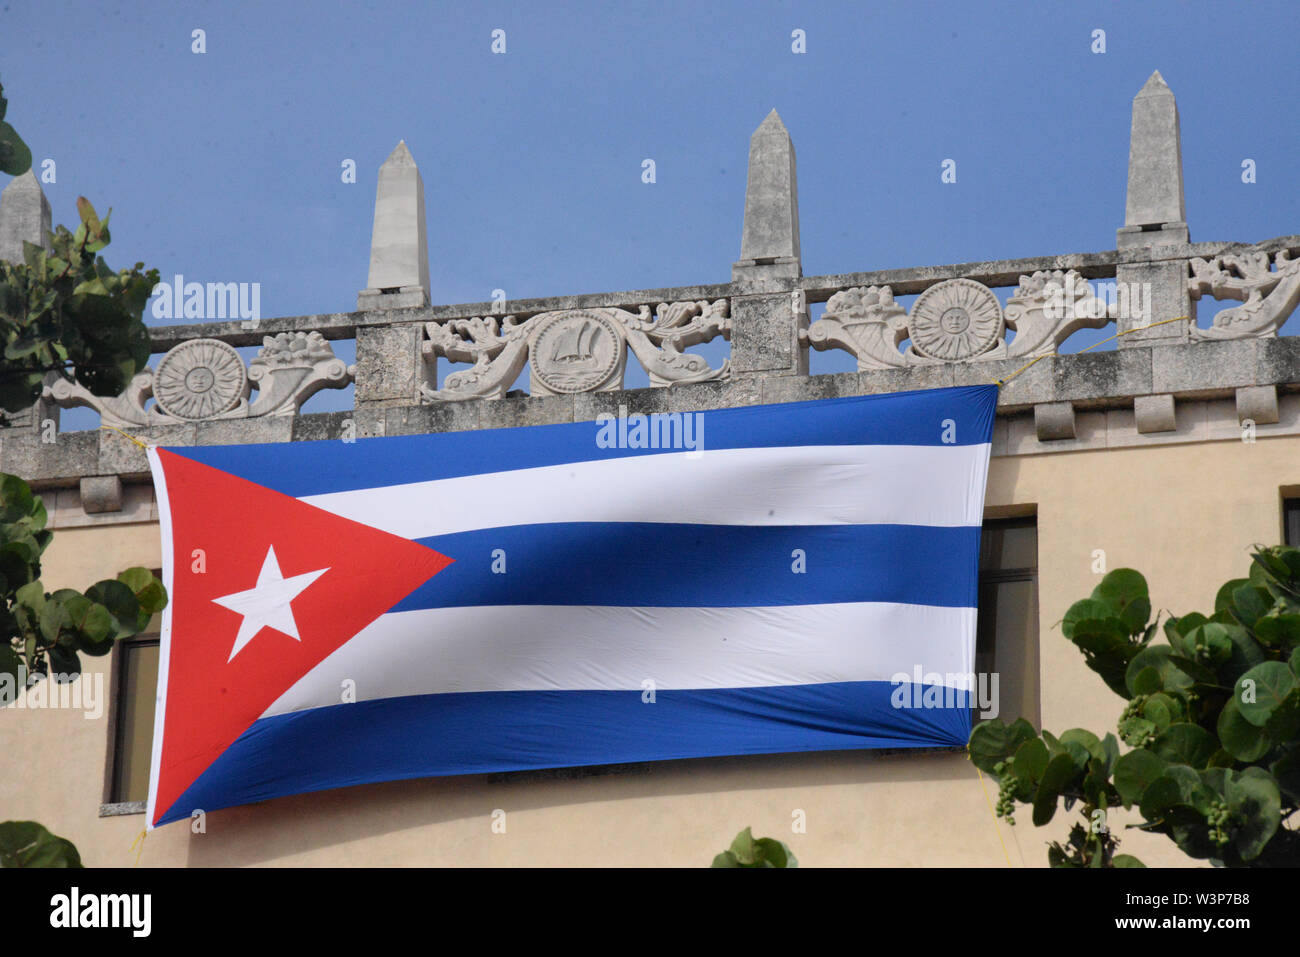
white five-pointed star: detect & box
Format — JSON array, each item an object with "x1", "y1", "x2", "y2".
[{"x1": 211, "y1": 546, "x2": 330, "y2": 662}]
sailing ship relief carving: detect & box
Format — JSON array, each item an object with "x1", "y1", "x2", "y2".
[
  {"x1": 530, "y1": 311, "x2": 625, "y2": 395},
  {"x1": 420, "y1": 300, "x2": 730, "y2": 401}
]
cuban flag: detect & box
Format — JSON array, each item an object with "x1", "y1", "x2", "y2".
[{"x1": 144, "y1": 384, "x2": 997, "y2": 827}]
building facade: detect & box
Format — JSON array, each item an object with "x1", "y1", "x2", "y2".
[{"x1": 2, "y1": 73, "x2": 1298, "y2": 866}]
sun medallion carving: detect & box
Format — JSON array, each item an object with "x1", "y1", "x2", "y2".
[
  {"x1": 153, "y1": 338, "x2": 248, "y2": 420},
  {"x1": 907, "y1": 279, "x2": 1004, "y2": 361}
]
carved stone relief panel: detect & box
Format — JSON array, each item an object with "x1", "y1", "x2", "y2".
[
  {"x1": 529, "y1": 311, "x2": 626, "y2": 396},
  {"x1": 806, "y1": 273, "x2": 1114, "y2": 370},
  {"x1": 44, "y1": 332, "x2": 353, "y2": 428},
  {"x1": 1189, "y1": 248, "x2": 1300, "y2": 341},
  {"x1": 421, "y1": 300, "x2": 730, "y2": 402}
]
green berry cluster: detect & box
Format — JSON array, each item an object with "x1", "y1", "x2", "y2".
[
  {"x1": 993, "y1": 762, "x2": 1018, "y2": 824},
  {"x1": 1206, "y1": 800, "x2": 1232, "y2": 847},
  {"x1": 1121, "y1": 694, "x2": 1149, "y2": 719},
  {"x1": 1118, "y1": 695, "x2": 1157, "y2": 747}
]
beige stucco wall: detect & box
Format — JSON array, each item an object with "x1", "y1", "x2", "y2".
[{"x1": 5, "y1": 431, "x2": 1298, "y2": 867}]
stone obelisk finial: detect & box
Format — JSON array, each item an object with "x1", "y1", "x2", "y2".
[
  {"x1": 733, "y1": 109, "x2": 801, "y2": 282},
  {"x1": 358, "y1": 140, "x2": 430, "y2": 310},
  {"x1": 1118, "y1": 70, "x2": 1187, "y2": 248},
  {"x1": 0, "y1": 169, "x2": 52, "y2": 265},
  {"x1": 1116, "y1": 71, "x2": 1193, "y2": 350},
  {"x1": 730, "y1": 110, "x2": 807, "y2": 380}
]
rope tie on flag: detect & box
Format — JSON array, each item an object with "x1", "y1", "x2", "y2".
[
  {"x1": 98, "y1": 424, "x2": 151, "y2": 450},
  {"x1": 973, "y1": 761, "x2": 1014, "y2": 868},
  {"x1": 128, "y1": 827, "x2": 147, "y2": 866},
  {"x1": 992, "y1": 315, "x2": 1190, "y2": 388}
]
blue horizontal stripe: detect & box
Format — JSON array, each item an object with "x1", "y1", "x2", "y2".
[
  {"x1": 396, "y1": 522, "x2": 980, "y2": 610},
  {"x1": 157, "y1": 681, "x2": 972, "y2": 824},
  {"x1": 165, "y1": 385, "x2": 997, "y2": 498}
]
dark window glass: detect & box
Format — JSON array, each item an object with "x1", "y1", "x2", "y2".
[
  {"x1": 975, "y1": 517, "x2": 1039, "y2": 727},
  {"x1": 106, "y1": 637, "x2": 159, "y2": 804},
  {"x1": 105, "y1": 571, "x2": 163, "y2": 807}
]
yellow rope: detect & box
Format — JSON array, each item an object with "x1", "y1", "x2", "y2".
[
  {"x1": 127, "y1": 827, "x2": 147, "y2": 867},
  {"x1": 98, "y1": 423, "x2": 150, "y2": 450},
  {"x1": 993, "y1": 315, "x2": 1190, "y2": 387},
  {"x1": 974, "y1": 762, "x2": 1014, "y2": 867}
]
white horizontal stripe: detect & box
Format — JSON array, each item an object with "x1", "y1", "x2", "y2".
[
  {"x1": 300, "y1": 443, "x2": 991, "y2": 538},
  {"x1": 264, "y1": 602, "x2": 976, "y2": 717}
]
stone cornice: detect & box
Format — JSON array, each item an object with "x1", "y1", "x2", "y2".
[{"x1": 9, "y1": 336, "x2": 1300, "y2": 490}]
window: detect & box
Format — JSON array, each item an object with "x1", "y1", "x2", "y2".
[
  {"x1": 103, "y1": 570, "x2": 163, "y2": 809},
  {"x1": 974, "y1": 517, "x2": 1039, "y2": 727},
  {"x1": 1285, "y1": 498, "x2": 1300, "y2": 546}
]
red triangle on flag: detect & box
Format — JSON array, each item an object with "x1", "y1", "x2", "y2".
[{"x1": 151, "y1": 449, "x2": 453, "y2": 824}]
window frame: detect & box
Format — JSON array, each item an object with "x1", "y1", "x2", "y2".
[
  {"x1": 101, "y1": 633, "x2": 159, "y2": 811},
  {"x1": 101, "y1": 566, "x2": 164, "y2": 814},
  {"x1": 973, "y1": 515, "x2": 1039, "y2": 727},
  {"x1": 1284, "y1": 497, "x2": 1300, "y2": 547}
]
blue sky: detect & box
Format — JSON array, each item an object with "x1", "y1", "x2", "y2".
[{"x1": 2, "y1": 0, "x2": 1297, "y2": 414}]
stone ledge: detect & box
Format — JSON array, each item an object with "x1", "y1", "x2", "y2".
[
  {"x1": 1151, "y1": 339, "x2": 1256, "y2": 396},
  {"x1": 144, "y1": 233, "x2": 1300, "y2": 347},
  {"x1": 13, "y1": 393, "x2": 1300, "y2": 494},
  {"x1": 1054, "y1": 349, "x2": 1153, "y2": 405},
  {"x1": 98, "y1": 801, "x2": 145, "y2": 817},
  {"x1": 799, "y1": 236, "x2": 1300, "y2": 301},
  {"x1": 46, "y1": 482, "x2": 155, "y2": 529},
  {"x1": 997, "y1": 394, "x2": 1300, "y2": 456},
  {"x1": 8, "y1": 337, "x2": 1300, "y2": 486}
]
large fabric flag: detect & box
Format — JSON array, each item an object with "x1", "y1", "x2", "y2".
[{"x1": 145, "y1": 384, "x2": 997, "y2": 827}]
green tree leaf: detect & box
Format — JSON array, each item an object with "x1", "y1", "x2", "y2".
[
  {"x1": 1253, "y1": 611, "x2": 1300, "y2": 649},
  {"x1": 1216, "y1": 578, "x2": 1251, "y2": 616},
  {"x1": 0, "y1": 120, "x2": 32, "y2": 176},
  {"x1": 1032, "y1": 753, "x2": 1080, "y2": 826},
  {"x1": 728, "y1": 827, "x2": 755, "y2": 865},
  {"x1": 1270, "y1": 749, "x2": 1300, "y2": 805},
  {"x1": 712, "y1": 828, "x2": 796, "y2": 868},
  {"x1": 1229, "y1": 583, "x2": 1273, "y2": 629},
  {"x1": 1058, "y1": 728, "x2": 1105, "y2": 763},
  {"x1": 1149, "y1": 723, "x2": 1218, "y2": 769},
  {"x1": 1131, "y1": 666, "x2": 1162, "y2": 695},
  {"x1": 1217, "y1": 697, "x2": 1271, "y2": 762},
  {"x1": 1093, "y1": 568, "x2": 1151, "y2": 634},
  {"x1": 1235, "y1": 662, "x2": 1298, "y2": 727},
  {"x1": 753, "y1": 837, "x2": 797, "y2": 868},
  {"x1": 968, "y1": 718, "x2": 1036, "y2": 774},
  {"x1": 84, "y1": 578, "x2": 140, "y2": 636},
  {"x1": 1225, "y1": 768, "x2": 1281, "y2": 861},
  {"x1": 0, "y1": 821, "x2": 82, "y2": 868},
  {"x1": 1125, "y1": 646, "x2": 1193, "y2": 696},
  {"x1": 1012, "y1": 738, "x2": 1049, "y2": 787}
]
